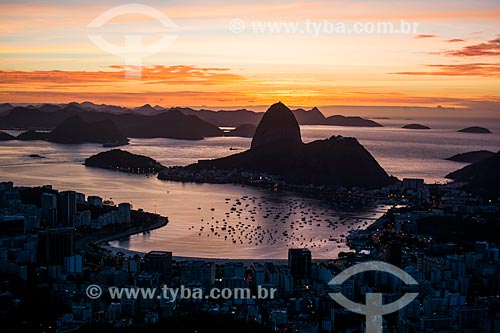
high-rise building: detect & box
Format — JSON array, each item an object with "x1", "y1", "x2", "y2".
[
  {"x1": 475, "y1": 241, "x2": 489, "y2": 259},
  {"x1": 288, "y1": 248, "x2": 312, "y2": 281},
  {"x1": 60, "y1": 191, "x2": 76, "y2": 227},
  {"x1": 38, "y1": 228, "x2": 74, "y2": 265},
  {"x1": 387, "y1": 241, "x2": 402, "y2": 267},
  {"x1": 88, "y1": 196, "x2": 103, "y2": 207},
  {"x1": 144, "y1": 251, "x2": 172, "y2": 282},
  {"x1": 64, "y1": 254, "x2": 83, "y2": 274},
  {"x1": 180, "y1": 261, "x2": 215, "y2": 287},
  {"x1": 252, "y1": 264, "x2": 266, "y2": 287},
  {"x1": 75, "y1": 192, "x2": 85, "y2": 204},
  {"x1": 41, "y1": 193, "x2": 57, "y2": 227},
  {"x1": 73, "y1": 210, "x2": 91, "y2": 228},
  {"x1": 118, "y1": 203, "x2": 131, "y2": 224}
]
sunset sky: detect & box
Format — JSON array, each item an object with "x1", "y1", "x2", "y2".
[{"x1": 1, "y1": 0, "x2": 499, "y2": 112}]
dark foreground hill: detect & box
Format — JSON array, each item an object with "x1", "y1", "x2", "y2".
[
  {"x1": 446, "y1": 150, "x2": 500, "y2": 199},
  {"x1": 446, "y1": 150, "x2": 495, "y2": 164},
  {"x1": 166, "y1": 102, "x2": 394, "y2": 189}
]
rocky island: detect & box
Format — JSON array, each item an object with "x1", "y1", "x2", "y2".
[
  {"x1": 85, "y1": 149, "x2": 165, "y2": 174},
  {"x1": 159, "y1": 102, "x2": 395, "y2": 189},
  {"x1": 458, "y1": 126, "x2": 491, "y2": 134},
  {"x1": 402, "y1": 124, "x2": 431, "y2": 130},
  {"x1": 446, "y1": 150, "x2": 495, "y2": 164}
]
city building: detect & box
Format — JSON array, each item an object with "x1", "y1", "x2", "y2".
[
  {"x1": 144, "y1": 251, "x2": 172, "y2": 283},
  {"x1": 288, "y1": 248, "x2": 312, "y2": 282},
  {"x1": 118, "y1": 203, "x2": 131, "y2": 224},
  {"x1": 41, "y1": 192, "x2": 57, "y2": 227},
  {"x1": 87, "y1": 196, "x2": 103, "y2": 207},
  {"x1": 60, "y1": 191, "x2": 76, "y2": 227},
  {"x1": 38, "y1": 228, "x2": 74, "y2": 266}
]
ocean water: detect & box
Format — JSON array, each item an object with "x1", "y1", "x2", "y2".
[{"x1": 1, "y1": 123, "x2": 499, "y2": 259}]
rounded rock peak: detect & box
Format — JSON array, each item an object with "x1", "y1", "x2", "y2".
[{"x1": 251, "y1": 102, "x2": 302, "y2": 150}]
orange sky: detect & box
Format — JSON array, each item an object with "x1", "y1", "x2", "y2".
[{"x1": 1, "y1": 0, "x2": 499, "y2": 111}]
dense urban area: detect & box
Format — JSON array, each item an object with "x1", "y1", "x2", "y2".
[{"x1": 1, "y1": 179, "x2": 499, "y2": 332}]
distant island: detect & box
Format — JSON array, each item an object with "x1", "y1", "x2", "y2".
[
  {"x1": 159, "y1": 102, "x2": 395, "y2": 189},
  {"x1": 446, "y1": 150, "x2": 500, "y2": 199},
  {"x1": 324, "y1": 115, "x2": 382, "y2": 127},
  {"x1": 445, "y1": 150, "x2": 495, "y2": 164},
  {"x1": 85, "y1": 149, "x2": 165, "y2": 174},
  {"x1": 458, "y1": 126, "x2": 491, "y2": 134},
  {"x1": 226, "y1": 124, "x2": 257, "y2": 138},
  {"x1": 402, "y1": 124, "x2": 431, "y2": 130}
]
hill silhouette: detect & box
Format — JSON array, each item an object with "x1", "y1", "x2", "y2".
[
  {"x1": 176, "y1": 102, "x2": 394, "y2": 188},
  {"x1": 0, "y1": 103, "x2": 384, "y2": 129},
  {"x1": 47, "y1": 116, "x2": 128, "y2": 145},
  {"x1": 325, "y1": 115, "x2": 382, "y2": 127},
  {"x1": 446, "y1": 150, "x2": 500, "y2": 199},
  {"x1": 17, "y1": 130, "x2": 49, "y2": 141},
  {"x1": 85, "y1": 149, "x2": 164, "y2": 173},
  {"x1": 226, "y1": 124, "x2": 256, "y2": 138},
  {"x1": 402, "y1": 124, "x2": 430, "y2": 130},
  {"x1": 458, "y1": 126, "x2": 491, "y2": 134},
  {"x1": 0, "y1": 131, "x2": 16, "y2": 141},
  {"x1": 251, "y1": 102, "x2": 302, "y2": 149},
  {"x1": 446, "y1": 150, "x2": 495, "y2": 164},
  {"x1": 0, "y1": 106, "x2": 223, "y2": 140}
]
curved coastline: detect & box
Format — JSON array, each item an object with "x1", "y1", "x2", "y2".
[{"x1": 76, "y1": 216, "x2": 168, "y2": 253}]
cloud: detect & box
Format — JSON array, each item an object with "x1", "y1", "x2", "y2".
[
  {"x1": 0, "y1": 65, "x2": 247, "y2": 86},
  {"x1": 445, "y1": 39, "x2": 466, "y2": 43},
  {"x1": 440, "y1": 35, "x2": 500, "y2": 56},
  {"x1": 392, "y1": 63, "x2": 500, "y2": 77},
  {"x1": 415, "y1": 34, "x2": 438, "y2": 39}
]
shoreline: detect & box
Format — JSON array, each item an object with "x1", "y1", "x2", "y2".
[{"x1": 77, "y1": 215, "x2": 168, "y2": 252}]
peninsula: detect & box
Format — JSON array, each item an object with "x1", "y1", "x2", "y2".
[{"x1": 159, "y1": 102, "x2": 395, "y2": 189}]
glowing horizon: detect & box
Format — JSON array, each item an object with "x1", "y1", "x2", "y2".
[{"x1": 1, "y1": 0, "x2": 499, "y2": 111}]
